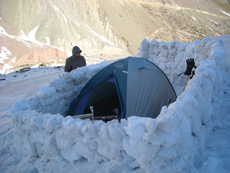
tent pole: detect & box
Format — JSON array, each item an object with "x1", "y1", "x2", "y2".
[{"x1": 183, "y1": 76, "x2": 189, "y2": 91}]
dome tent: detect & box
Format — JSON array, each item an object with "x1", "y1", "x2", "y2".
[{"x1": 66, "y1": 57, "x2": 177, "y2": 120}]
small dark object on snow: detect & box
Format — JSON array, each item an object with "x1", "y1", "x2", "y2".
[{"x1": 184, "y1": 58, "x2": 197, "y2": 76}]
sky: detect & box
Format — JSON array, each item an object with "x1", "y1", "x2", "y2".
[{"x1": 0, "y1": 35, "x2": 230, "y2": 173}]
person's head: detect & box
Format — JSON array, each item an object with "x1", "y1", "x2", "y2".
[{"x1": 72, "y1": 46, "x2": 82, "y2": 57}]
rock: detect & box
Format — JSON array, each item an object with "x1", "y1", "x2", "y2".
[{"x1": 15, "y1": 48, "x2": 67, "y2": 67}]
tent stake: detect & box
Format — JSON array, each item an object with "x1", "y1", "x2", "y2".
[{"x1": 90, "y1": 106, "x2": 94, "y2": 124}]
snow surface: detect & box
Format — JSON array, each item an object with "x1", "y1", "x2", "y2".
[{"x1": 0, "y1": 35, "x2": 230, "y2": 173}]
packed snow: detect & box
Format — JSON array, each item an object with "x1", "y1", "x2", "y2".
[{"x1": 0, "y1": 35, "x2": 230, "y2": 173}]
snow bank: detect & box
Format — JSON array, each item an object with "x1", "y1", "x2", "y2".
[
  {"x1": 11, "y1": 37, "x2": 226, "y2": 172},
  {"x1": 138, "y1": 37, "x2": 226, "y2": 95},
  {"x1": 12, "y1": 62, "x2": 109, "y2": 116}
]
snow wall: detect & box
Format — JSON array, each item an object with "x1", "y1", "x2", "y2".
[{"x1": 12, "y1": 37, "x2": 226, "y2": 172}]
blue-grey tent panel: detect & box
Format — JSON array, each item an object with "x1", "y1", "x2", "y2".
[
  {"x1": 126, "y1": 58, "x2": 177, "y2": 118},
  {"x1": 112, "y1": 61, "x2": 129, "y2": 118},
  {"x1": 73, "y1": 91, "x2": 92, "y2": 115}
]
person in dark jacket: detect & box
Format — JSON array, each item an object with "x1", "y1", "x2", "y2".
[{"x1": 64, "y1": 46, "x2": 86, "y2": 72}]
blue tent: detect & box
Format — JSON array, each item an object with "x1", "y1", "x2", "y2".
[{"x1": 66, "y1": 57, "x2": 177, "y2": 119}]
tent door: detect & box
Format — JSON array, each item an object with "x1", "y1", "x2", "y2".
[{"x1": 83, "y1": 81, "x2": 121, "y2": 122}]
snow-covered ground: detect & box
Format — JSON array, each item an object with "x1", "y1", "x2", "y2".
[{"x1": 0, "y1": 35, "x2": 229, "y2": 173}]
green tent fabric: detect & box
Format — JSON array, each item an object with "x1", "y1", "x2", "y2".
[{"x1": 66, "y1": 57, "x2": 177, "y2": 119}]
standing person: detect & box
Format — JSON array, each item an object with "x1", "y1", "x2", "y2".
[{"x1": 64, "y1": 46, "x2": 86, "y2": 72}]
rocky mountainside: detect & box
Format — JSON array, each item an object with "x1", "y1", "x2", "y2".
[{"x1": 0, "y1": 0, "x2": 230, "y2": 73}]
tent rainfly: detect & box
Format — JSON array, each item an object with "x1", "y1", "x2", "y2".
[{"x1": 66, "y1": 57, "x2": 177, "y2": 120}]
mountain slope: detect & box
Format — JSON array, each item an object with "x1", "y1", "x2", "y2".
[{"x1": 0, "y1": 0, "x2": 230, "y2": 72}]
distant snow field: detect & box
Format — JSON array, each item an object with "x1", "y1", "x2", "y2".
[
  {"x1": 220, "y1": 10, "x2": 230, "y2": 17},
  {"x1": 0, "y1": 35, "x2": 230, "y2": 173},
  {"x1": 0, "y1": 47, "x2": 11, "y2": 63}
]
